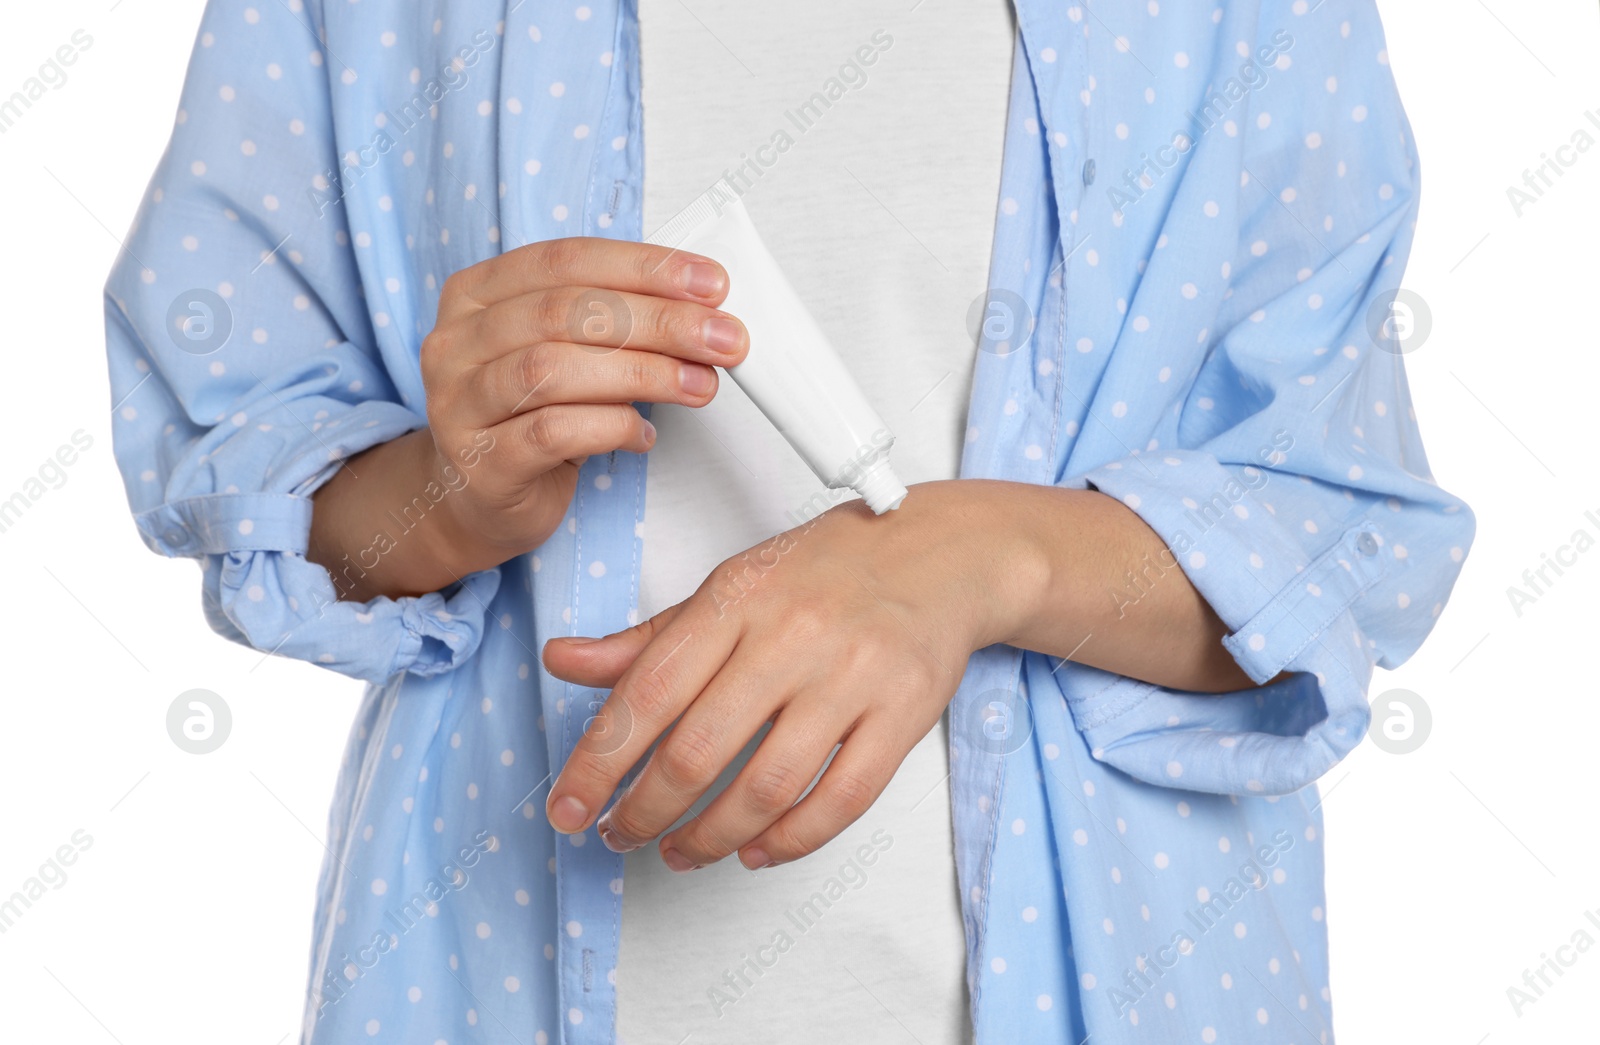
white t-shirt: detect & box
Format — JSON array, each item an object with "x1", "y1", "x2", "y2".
[{"x1": 620, "y1": 3, "x2": 1015, "y2": 1042}]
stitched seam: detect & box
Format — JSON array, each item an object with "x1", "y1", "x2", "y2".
[
  {"x1": 1070, "y1": 679, "x2": 1158, "y2": 732},
  {"x1": 558, "y1": 476, "x2": 586, "y2": 1045},
  {"x1": 968, "y1": 651, "x2": 1021, "y2": 1022},
  {"x1": 1244, "y1": 528, "x2": 1369, "y2": 632},
  {"x1": 1231, "y1": 525, "x2": 1385, "y2": 677},
  {"x1": 590, "y1": 7, "x2": 635, "y2": 1043},
  {"x1": 1256, "y1": 568, "x2": 1382, "y2": 679},
  {"x1": 1050, "y1": 233, "x2": 1066, "y2": 469},
  {"x1": 582, "y1": 1, "x2": 628, "y2": 233}
]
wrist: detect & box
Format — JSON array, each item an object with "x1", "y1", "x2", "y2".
[
  {"x1": 416, "y1": 436, "x2": 513, "y2": 583},
  {"x1": 310, "y1": 428, "x2": 504, "y2": 601},
  {"x1": 961, "y1": 480, "x2": 1058, "y2": 651},
  {"x1": 888, "y1": 479, "x2": 1054, "y2": 654}
]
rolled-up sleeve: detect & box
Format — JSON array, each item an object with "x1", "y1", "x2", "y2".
[
  {"x1": 104, "y1": 0, "x2": 499, "y2": 685},
  {"x1": 1051, "y1": 43, "x2": 1473, "y2": 795}
]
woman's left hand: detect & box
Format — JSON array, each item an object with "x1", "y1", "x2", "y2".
[
  {"x1": 541, "y1": 479, "x2": 1041, "y2": 872},
  {"x1": 541, "y1": 476, "x2": 1256, "y2": 871}
]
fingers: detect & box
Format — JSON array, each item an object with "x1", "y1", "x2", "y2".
[
  {"x1": 468, "y1": 286, "x2": 748, "y2": 364},
  {"x1": 463, "y1": 342, "x2": 719, "y2": 426},
  {"x1": 594, "y1": 647, "x2": 789, "y2": 855},
  {"x1": 657, "y1": 702, "x2": 852, "y2": 870},
  {"x1": 544, "y1": 603, "x2": 735, "y2": 835},
  {"x1": 490, "y1": 403, "x2": 657, "y2": 476},
  {"x1": 542, "y1": 604, "x2": 685, "y2": 689},
  {"x1": 731, "y1": 723, "x2": 900, "y2": 870},
  {"x1": 447, "y1": 238, "x2": 730, "y2": 317}
]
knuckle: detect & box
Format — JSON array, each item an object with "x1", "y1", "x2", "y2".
[
  {"x1": 439, "y1": 270, "x2": 469, "y2": 306},
  {"x1": 825, "y1": 768, "x2": 878, "y2": 819},
  {"x1": 604, "y1": 801, "x2": 656, "y2": 844},
  {"x1": 668, "y1": 822, "x2": 722, "y2": 861},
  {"x1": 523, "y1": 408, "x2": 570, "y2": 458},
  {"x1": 647, "y1": 301, "x2": 697, "y2": 349},
  {"x1": 765, "y1": 821, "x2": 816, "y2": 862},
  {"x1": 569, "y1": 752, "x2": 617, "y2": 796},
  {"x1": 533, "y1": 289, "x2": 575, "y2": 340},
  {"x1": 624, "y1": 667, "x2": 679, "y2": 723},
  {"x1": 745, "y1": 761, "x2": 805, "y2": 817},
  {"x1": 657, "y1": 723, "x2": 721, "y2": 787},
  {"x1": 513, "y1": 343, "x2": 560, "y2": 405},
  {"x1": 784, "y1": 603, "x2": 831, "y2": 647},
  {"x1": 839, "y1": 642, "x2": 876, "y2": 681},
  {"x1": 537, "y1": 238, "x2": 586, "y2": 283},
  {"x1": 631, "y1": 245, "x2": 661, "y2": 288},
  {"x1": 418, "y1": 328, "x2": 452, "y2": 380},
  {"x1": 622, "y1": 356, "x2": 662, "y2": 397},
  {"x1": 613, "y1": 405, "x2": 647, "y2": 446},
  {"x1": 846, "y1": 640, "x2": 906, "y2": 690}
]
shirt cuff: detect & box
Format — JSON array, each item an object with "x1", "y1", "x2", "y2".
[
  {"x1": 134, "y1": 409, "x2": 503, "y2": 685},
  {"x1": 1053, "y1": 450, "x2": 1391, "y2": 795},
  {"x1": 209, "y1": 545, "x2": 502, "y2": 684}
]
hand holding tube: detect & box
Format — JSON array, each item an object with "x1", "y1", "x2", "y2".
[{"x1": 306, "y1": 238, "x2": 749, "y2": 601}]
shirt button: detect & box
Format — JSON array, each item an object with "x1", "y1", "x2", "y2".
[
  {"x1": 164, "y1": 529, "x2": 187, "y2": 548},
  {"x1": 1082, "y1": 158, "x2": 1096, "y2": 186},
  {"x1": 1356, "y1": 532, "x2": 1379, "y2": 557}
]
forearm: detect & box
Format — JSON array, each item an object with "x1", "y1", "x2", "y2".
[
  {"x1": 306, "y1": 429, "x2": 495, "y2": 602},
  {"x1": 963, "y1": 480, "x2": 1257, "y2": 693}
]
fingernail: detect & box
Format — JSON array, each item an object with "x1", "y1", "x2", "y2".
[
  {"x1": 641, "y1": 418, "x2": 657, "y2": 445},
  {"x1": 560, "y1": 636, "x2": 602, "y2": 645},
  {"x1": 661, "y1": 847, "x2": 699, "y2": 873},
  {"x1": 740, "y1": 846, "x2": 771, "y2": 870},
  {"x1": 548, "y1": 795, "x2": 589, "y2": 833},
  {"x1": 598, "y1": 819, "x2": 640, "y2": 854},
  {"x1": 680, "y1": 259, "x2": 726, "y2": 298},
  {"x1": 702, "y1": 316, "x2": 743, "y2": 355},
  {"x1": 679, "y1": 363, "x2": 715, "y2": 396}
]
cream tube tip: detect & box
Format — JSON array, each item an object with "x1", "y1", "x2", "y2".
[{"x1": 854, "y1": 456, "x2": 908, "y2": 514}]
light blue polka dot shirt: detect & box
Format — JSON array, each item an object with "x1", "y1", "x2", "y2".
[{"x1": 104, "y1": 2, "x2": 1472, "y2": 1042}]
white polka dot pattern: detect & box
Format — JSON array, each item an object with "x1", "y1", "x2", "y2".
[{"x1": 101, "y1": 1, "x2": 1470, "y2": 1043}]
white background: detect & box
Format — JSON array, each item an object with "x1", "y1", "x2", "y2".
[{"x1": 0, "y1": 2, "x2": 1594, "y2": 1042}]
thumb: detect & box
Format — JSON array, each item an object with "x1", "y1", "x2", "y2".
[{"x1": 541, "y1": 602, "x2": 684, "y2": 688}]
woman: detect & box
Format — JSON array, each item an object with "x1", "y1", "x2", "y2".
[{"x1": 105, "y1": 1, "x2": 1471, "y2": 1042}]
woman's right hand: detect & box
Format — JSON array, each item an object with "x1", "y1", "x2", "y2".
[{"x1": 308, "y1": 238, "x2": 747, "y2": 601}]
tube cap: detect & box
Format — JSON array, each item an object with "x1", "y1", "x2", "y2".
[{"x1": 853, "y1": 456, "x2": 908, "y2": 514}]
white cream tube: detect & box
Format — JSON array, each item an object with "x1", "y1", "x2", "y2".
[{"x1": 645, "y1": 180, "x2": 908, "y2": 514}]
